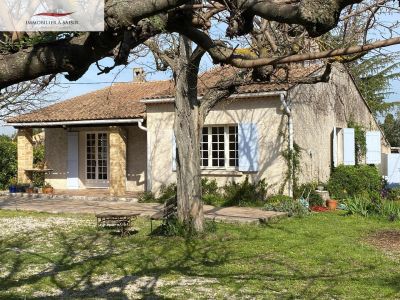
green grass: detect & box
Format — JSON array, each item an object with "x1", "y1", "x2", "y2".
[{"x1": 0, "y1": 210, "x2": 400, "y2": 299}]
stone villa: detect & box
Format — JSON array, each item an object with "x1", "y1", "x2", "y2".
[{"x1": 7, "y1": 63, "x2": 390, "y2": 196}]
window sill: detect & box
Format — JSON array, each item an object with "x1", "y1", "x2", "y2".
[{"x1": 201, "y1": 169, "x2": 242, "y2": 176}]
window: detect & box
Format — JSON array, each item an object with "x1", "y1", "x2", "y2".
[{"x1": 200, "y1": 125, "x2": 238, "y2": 168}]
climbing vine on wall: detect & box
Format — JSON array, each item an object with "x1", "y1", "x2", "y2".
[
  {"x1": 348, "y1": 120, "x2": 366, "y2": 165},
  {"x1": 279, "y1": 142, "x2": 301, "y2": 195}
]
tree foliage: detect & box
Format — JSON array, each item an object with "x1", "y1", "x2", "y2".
[
  {"x1": 348, "y1": 55, "x2": 400, "y2": 116},
  {"x1": 0, "y1": 0, "x2": 399, "y2": 89},
  {"x1": 0, "y1": 135, "x2": 17, "y2": 189},
  {"x1": 382, "y1": 112, "x2": 400, "y2": 147}
]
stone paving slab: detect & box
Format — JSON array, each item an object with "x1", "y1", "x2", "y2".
[
  {"x1": 0, "y1": 196, "x2": 287, "y2": 224},
  {"x1": 0, "y1": 191, "x2": 138, "y2": 203}
]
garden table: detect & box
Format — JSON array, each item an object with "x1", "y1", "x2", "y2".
[{"x1": 96, "y1": 211, "x2": 140, "y2": 236}]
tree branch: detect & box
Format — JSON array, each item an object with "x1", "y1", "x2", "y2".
[
  {"x1": 199, "y1": 69, "x2": 251, "y2": 122},
  {"x1": 175, "y1": 25, "x2": 400, "y2": 68}
]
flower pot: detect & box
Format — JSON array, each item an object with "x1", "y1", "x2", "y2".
[
  {"x1": 42, "y1": 187, "x2": 54, "y2": 194},
  {"x1": 9, "y1": 186, "x2": 17, "y2": 193},
  {"x1": 326, "y1": 199, "x2": 338, "y2": 210},
  {"x1": 26, "y1": 187, "x2": 34, "y2": 194}
]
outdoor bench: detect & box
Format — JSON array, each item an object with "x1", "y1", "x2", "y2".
[{"x1": 150, "y1": 196, "x2": 177, "y2": 232}]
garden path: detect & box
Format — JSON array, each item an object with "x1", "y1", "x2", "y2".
[{"x1": 0, "y1": 195, "x2": 286, "y2": 224}]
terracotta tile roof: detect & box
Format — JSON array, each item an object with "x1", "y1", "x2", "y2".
[
  {"x1": 7, "y1": 80, "x2": 173, "y2": 123},
  {"x1": 7, "y1": 64, "x2": 322, "y2": 124},
  {"x1": 144, "y1": 64, "x2": 323, "y2": 99}
]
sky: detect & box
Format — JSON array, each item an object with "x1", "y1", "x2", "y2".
[{"x1": 1, "y1": 22, "x2": 400, "y2": 136}]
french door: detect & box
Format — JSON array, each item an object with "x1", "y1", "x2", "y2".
[{"x1": 86, "y1": 132, "x2": 109, "y2": 188}]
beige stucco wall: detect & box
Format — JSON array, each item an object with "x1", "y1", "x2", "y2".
[
  {"x1": 146, "y1": 97, "x2": 287, "y2": 195},
  {"x1": 291, "y1": 64, "x2": 390, "y2": 184},
  {"x1": 45, "y1": 125, "x2": 146, "y2": 192}
]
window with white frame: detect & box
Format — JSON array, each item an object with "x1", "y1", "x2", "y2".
[{"x1": 200, "y1": 125, "x2": 238, "y2": 168}]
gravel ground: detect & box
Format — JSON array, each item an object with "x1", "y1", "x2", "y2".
[
  {"x1": 0, "y1": 215, "x2": 93, "y2": 238},
  {"x1": 0, "y1": 214, "x2": 235, "y2": 299}
]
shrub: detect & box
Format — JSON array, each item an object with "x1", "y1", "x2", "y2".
[
  {"x1": 328, "y1": 165, "x2": 382, "y2": 200},
  {"x1": 138, "y1": 183, "x2": 176, "y2": 203},
  {"x1": 201, "y1": 178, "x2": 225, "y2": 206},
  {"x1": 0, "y1": 135, "x2": 17, "y2": 190},
  {"x1": 266, "y1": 194, "x2": 293, "y2": 204},
  {"x1": 344, "y1": 196, "x2": 400, "y2": 221},
  {"x1": 344, "y1": 196, "x2": 370, "y2": 217},
  {"x1": 295, "y1": 182, "x2": 324, "y2": 207},
  {"x1": 387, "y1": 187, "x2": 400, "y2": 201},
  {"x1": 158, "y1": 183, "x2": 177, "y2": 203},
  {"x1": 153, "y1": 216, "x2": 217, "y2": 237},
  {"x1": 141, "y1": 177, "x2": 270, "y2": 207},
  {"x1": 381, "y1": 200, "x2": 400, "y2": 222},
  {"x1": 264, "y1": 197, "x2": 309, "y2": 217},
  {"x1": 201, "y1": 178, "x2": 219, "y2": 196},
  {"x1": 137, "y1": 191, "x2": 157, "y2": 203},
  {"x1": 202, "y1": 194, "x2": 226, "y2": 207},
  {"x1": 223, "y1": 176, "x2": 268, "y2": 207}
]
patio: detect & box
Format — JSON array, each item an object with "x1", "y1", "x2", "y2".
[
  {"x1": 0, "y1": 188, "x2": 139, "y2": 202},
  {"x1": 0, "y1": 195, "x2": 286, "y2": 224}
]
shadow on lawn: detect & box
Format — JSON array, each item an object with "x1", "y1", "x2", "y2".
[{"x1": 0, "y1": 223, "x2": 399, "y2": 299}]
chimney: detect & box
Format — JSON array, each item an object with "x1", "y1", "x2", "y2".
[{"x1": 133, "y1": 67, "x2": 146, "y2": 82}]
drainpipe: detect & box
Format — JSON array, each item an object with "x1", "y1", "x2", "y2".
[
  {"x1": 137, "y1": 120, "x2": 151, "y2": 192},
  {"x1": 279, "y1": 92, "x2": 294, "y2": 198},
  {"x1": 137, "y1": 120, "x2": 147, "y2": 132}
]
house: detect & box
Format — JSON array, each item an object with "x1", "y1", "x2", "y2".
[{"x1": 6, "y1": 63, "x2": 391, "y2": 197}]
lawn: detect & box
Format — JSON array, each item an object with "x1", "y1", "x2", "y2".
[{"x1": 0, "y1": 209, "x2": 400, "y2": 299}]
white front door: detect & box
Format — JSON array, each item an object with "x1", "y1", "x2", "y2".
[{"x1": 86, "y1": 132, "x2": 109, "y2": 188}]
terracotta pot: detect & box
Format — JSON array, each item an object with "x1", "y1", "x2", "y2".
[
  {"x1": 26, "y1": 187, "x2": 34, "y2": 194},
  {"x1": 42, "y1": 187, "x2": 54, "y2": 194},
  {"x1": 326, "y1": 199, "x2": 338, "y2": 210}
]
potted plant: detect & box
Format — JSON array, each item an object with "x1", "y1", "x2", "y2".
[
  {"x1": 326, "y1": 199, "x2": 338, "y2": 210},
  {"x1": 42, "y1": 182, "x2": 54, "y2": 194},
  {"x1": 8, "y1": 178, "x2": 18, "y2": 193},
  {"x1": 26, "y1": 183, "x2": 34, "y2": 194}
]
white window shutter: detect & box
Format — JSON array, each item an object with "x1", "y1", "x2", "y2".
[
  {"x1": 333, "y1": 127, "x2": 338, "y2": 167},
  {"x1": 67, "y1": 132, "x2": 79, "y2": 189},
  {"x1": 172, "y1": 132, "x2": 176, "y2": 171},
  {"x1": 343, "y1": 128, "x2": 355, "y2": 165},
  {"x1": 387, "y1": 154, "x2": 400, "y2": 186},
  {"x1": 366, "y1": 131, "x2": 381, "y2": 164},
  {"x1": 238, "y1": 123, "x2": 259, "y2": 172}
]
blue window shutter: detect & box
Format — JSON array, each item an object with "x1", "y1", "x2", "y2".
[
  {"x1": 343, "y1": 128, "x2": 355, "y2": 165},
  {"x1": 333, "y1": 127, "x2": 338, "y2": 167},
  {"x1": 67, "y1": 132, "x2": 79, "y2": 189},
  {"x1": 366, "y1": 131, "x2": 381, "y2": 164},
  {"x1": 238, "y1": 123, "x2": 259, "y2": 172},
  {"x1": 172, "y1": 132, "x2": 176, "y2": 171}
]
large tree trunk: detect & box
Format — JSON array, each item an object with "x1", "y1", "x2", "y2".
[{"x1": 174, "y1": 35, "x2": 203, "y2": 232}]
